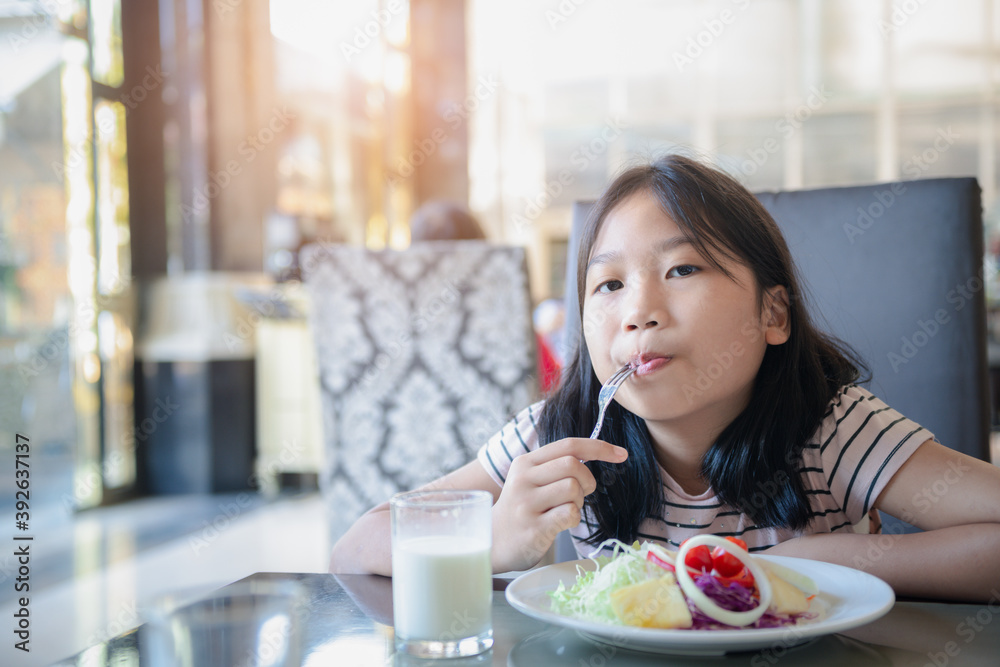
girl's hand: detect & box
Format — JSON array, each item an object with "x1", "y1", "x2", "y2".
[{"x1": 491, "y1": 438, "x2": 628, "y2": 572}]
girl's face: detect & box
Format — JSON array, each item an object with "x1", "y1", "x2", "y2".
[{"x1": 582, "y1": 189, "x2": 789, "y2": 432}]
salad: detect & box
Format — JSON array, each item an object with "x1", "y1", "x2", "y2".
[{"x1": 549, "y1": 535, "x2": 820, "y2": 630}]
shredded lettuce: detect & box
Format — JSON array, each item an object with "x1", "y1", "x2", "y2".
[{"x1": 548, "y1": 539, "x2": 651, "y2": 625}]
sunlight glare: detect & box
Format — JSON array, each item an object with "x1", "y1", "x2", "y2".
[{"x1": 270, "y1": 0, "x2": 388, "y2": 70}]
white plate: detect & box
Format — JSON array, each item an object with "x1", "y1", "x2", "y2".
[{"x1": 505, "y1": 554, "x2": 894, "y2": 656}]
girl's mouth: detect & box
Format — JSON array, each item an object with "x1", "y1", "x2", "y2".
[{"x1": 631, "y1": 356, "x2": 670, "y2": 376}]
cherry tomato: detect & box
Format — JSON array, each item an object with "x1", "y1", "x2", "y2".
[
  {"x1": 710, "y1": 547, "x2": 743, "y2": 577},
  {"x1": 715, "y1": 566, "x2": 756, "y2": 589},
  {"x1": 646, "y1": 550, "x2": 675, "y2": 572},
  {"x1": 724, "y1": 536, "x2": 748, "y2": 551},
  {"x1": 683, "y1": 545, "x2": 713, "y2": 572}
]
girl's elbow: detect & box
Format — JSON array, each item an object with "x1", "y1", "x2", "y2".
[{"x1": 328, "y1": 539, "x2": 352, "y2": 573}]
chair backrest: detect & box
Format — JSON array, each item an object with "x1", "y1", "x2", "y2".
[
  {"x1": 564, "y1": 177, "x2": 989, "y2": 462},
  {"x1": 302, "y1": 241, "x2": 539, "y2": 541}
]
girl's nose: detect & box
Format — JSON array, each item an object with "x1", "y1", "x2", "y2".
[{"x1": 621, "y1": 284, "x2": 668, "y2": 332}]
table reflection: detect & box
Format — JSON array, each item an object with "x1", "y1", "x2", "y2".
[{"x1": 53, "y1": 572, "x2": 1000, "y2": 667}]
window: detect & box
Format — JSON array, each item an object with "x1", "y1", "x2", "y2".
[
  {"x1": 466, "y1": 0, "x2": 1000, "y2": 300},
  {"x1": 1, "y1": 0, "x2": 134, "y2": 517}
]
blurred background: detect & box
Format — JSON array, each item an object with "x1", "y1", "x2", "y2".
[{"x1": 2, "y1": 0, "x2": 1000, "y2": 660}]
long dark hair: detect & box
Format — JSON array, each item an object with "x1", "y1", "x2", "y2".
[{"x1": 539, "y1": 154, "x2": 865, "y2": 544}]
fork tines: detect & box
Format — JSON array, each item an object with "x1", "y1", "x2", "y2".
[{"x1": 607, "y1": 364, "x2": 633, "y2": 386}]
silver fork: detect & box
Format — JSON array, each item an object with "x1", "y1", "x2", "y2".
[{"x1": 589, "y1": 364, "x2": 636, "y2": 439}]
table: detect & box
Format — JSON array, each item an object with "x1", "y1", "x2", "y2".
[{"x1": 54, "y1": 572, "x2": 1000, "y2": 666}]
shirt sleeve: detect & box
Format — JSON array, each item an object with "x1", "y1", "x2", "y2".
[
  {"x1": 476, "y1": 401, "x2": 544, "y2": 487},
  {"x1": 818, "y1": 385, "x2": 933, "y2": 523}
]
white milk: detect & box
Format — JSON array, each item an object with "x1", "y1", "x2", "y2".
[{"x1": 392, "y1": 535, "x2": 492, "y2": 641}]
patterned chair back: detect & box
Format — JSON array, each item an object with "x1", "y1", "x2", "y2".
[{"x1": 301, "y1": 241, "x2": 539, "y2": 541}]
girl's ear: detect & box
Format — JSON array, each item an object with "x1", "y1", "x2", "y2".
[{"x1": 764, "y1": 286, "x2": 791, "y2": 345}]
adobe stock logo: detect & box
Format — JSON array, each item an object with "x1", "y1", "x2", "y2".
[
  {"x1": 843, "y1": 127, "x2": 958, "y2": 244},
  {"x1": 877, "y1": 0, "x2": 929, "y2": 37},
  {"x1": 672, "y1": 0, "x2": 752, "y2": 71},
  {"x1": 386, "y1": 76, "x2": 499, "y2": 187},
  {"x1": 735, "y1": 85, "x2": 831, "y2": 179},
  {"x1": 887, "y1": 266, "x2": 985, "y2": 373},
  {"x1": 511, "y1": 117, "x2": 625, "y2": 233},
  {"x1": 338, "y1": 1, "x2": 407, "y2": 62}
]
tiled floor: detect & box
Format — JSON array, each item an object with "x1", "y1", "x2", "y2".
[{"x1": 1, "y1": 492, "x2": 329, "y2": 667}]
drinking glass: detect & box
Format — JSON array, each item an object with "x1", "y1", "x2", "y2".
[{"x1": 390, "y1": 489, "x2": 493, "y2": 658}]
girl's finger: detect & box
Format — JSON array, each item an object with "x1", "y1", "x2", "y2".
[
  {"x1": 521, "y1": 476, "x2": 588, "y2": 515},
  {"x1": 542, "y1": 501, "x2": 584, "y2": 534},
  {"x1": 517, "y1": 455, "x2": 598, "y2": 497},
  {"x1": 527, "y1": 438, "x2": 628, "y2": 465}
]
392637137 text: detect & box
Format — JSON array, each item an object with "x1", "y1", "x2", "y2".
[{"x1": 13, "y1": 433, "x2": 31, "y2": 653}]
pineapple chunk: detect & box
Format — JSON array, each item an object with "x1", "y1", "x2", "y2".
[
  {"x1": 610, "y1": 573, "x2": 693, "y2": 629},
  {"x1": 765, "y1": 570, "x2": 809, "y2": 615}
]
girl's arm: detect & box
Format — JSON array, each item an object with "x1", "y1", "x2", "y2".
[
  {"x1": 328, "y1": 459, "x2": 501, "y2": 576},
  {"x1": 767, "y1": 441, "x2": 1000, "y2": 601},
  {"x1": 329, "y1": 438, "x2": 628, "y2": 575}
]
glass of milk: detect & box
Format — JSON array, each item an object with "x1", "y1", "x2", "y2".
[{"x1": 390, "y1": 489, "x2": 493, "y2": 658}]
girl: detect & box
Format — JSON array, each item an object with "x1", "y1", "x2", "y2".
[{"x1": 331, "y1": 155, "x2": 1000, "y2": 601}]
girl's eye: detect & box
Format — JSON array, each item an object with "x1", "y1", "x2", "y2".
[
  {"x1": 667, "y1": 265, "x2": 698, "y2": 278},
  {"x1": 596, "y1": 279, "x2": 624, "y2": 294}
]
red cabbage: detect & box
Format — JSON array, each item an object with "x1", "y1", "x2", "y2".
[{"x1": 687, "y1": 573, "x2": 812, "y2": 630}]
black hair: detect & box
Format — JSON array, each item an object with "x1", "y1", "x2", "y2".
[{"x1": 539, "y1": 154, "x2": 866, "y2": 545}]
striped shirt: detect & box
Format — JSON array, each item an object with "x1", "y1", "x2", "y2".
[{"x1": 476, "y1": 385, "x2": 931, "y2": 556}]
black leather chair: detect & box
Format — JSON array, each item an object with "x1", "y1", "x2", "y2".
[{"x1": 559, "y1": 177, "x2": 988, "y2": 547}]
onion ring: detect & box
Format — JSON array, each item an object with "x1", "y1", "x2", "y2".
[{"x1": 674, "y1": 535, "x2": 773, "y2": 627}]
